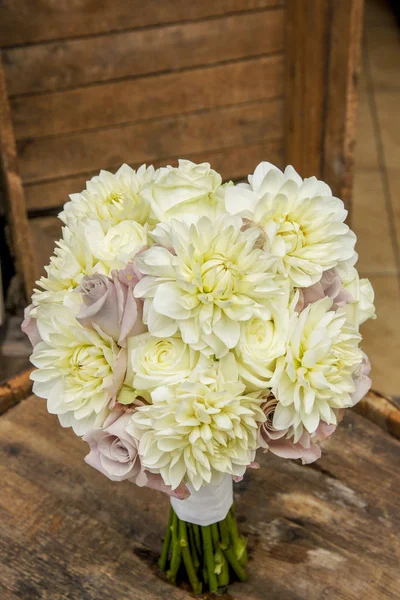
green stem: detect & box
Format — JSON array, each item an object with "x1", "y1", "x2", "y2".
[
  {"x1": 227, "y1": 509, "x2": 248, "y2": 565},
  {"x1": 158, "y1": 506, "x2": 173, "y2": 571},
  {"x1": 217, "y1": 551, "x2": 229, "y2": 588},
  {"x1": 179, "y1": 520, "x2": 202, "y2": 595},
  {"x1": 192, "y1": 523, "x2": 202, "y2": 556},
  {"x1": 211, "y1": 523, "x2": 219, "y2": 548},
  {"x1": 167, "y1": 512, "x2": 181, "y2": 585},
  {"x1": 218, "y1": 517, "x2": 230, "y2": 550},
  {"x1": 222, "y1": 545, "x2": 248, "y2": 582},
  {"x1": 187, "y1": 524, "x2": 200, "y2": 570},
  {"x1": 201, "y1": 525, "x2": 218, "y2": 593}
]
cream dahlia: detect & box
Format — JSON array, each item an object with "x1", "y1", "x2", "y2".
[
  {"x1": 30, "y1": 304, "x2": 126, "y2": 435},
  {"x1": 33, "y1": 219, "x2": 147, "y2": 307},
  {"x1": 128, "y1": 354, "x2": 265, "y2": 490},
  {"x1": 134, "y1": 215, "x2": 282, "y2": 357},
  {"x1": 272, "y1": 296, "x2": 363, "y2": 434},
  {"x1": 59, "y1": 163, "x2": 155, "y2": 227},
  {"x1": 225, "y1": 162, "x2": 356, "y2": 287}
]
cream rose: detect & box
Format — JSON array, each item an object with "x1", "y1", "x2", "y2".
[
  {"x1": 126, "y1": 333, "x2": 209, "y2": 390},
  {"x1": 234, "y1": 295, "x2": 290, "y2": 392},
  {"x1": 142, "y1": 159, "x2": 225, "y2": 223},
  {"x1": 84, "y1": 219, "x2": 147, "y2": 273},
  {"x1": 341, "y1": 268, "x2": 376, "y2": 328}
]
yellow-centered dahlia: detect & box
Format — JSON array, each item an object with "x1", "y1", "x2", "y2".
[
  {"x1": 59, "y1": 163, "x2": 154, "y2": 227},
  {"x1": 134, "y1": 215, "x2": 282, "y2": 358},
  {"x1": 273, "y1": 297, "x2": 363, "y2": 435},
  {"x1": 127, "y1": 354, "x2": 265, "y2": 490},
  {"x1": 30, "y1": 304, "x2": 126, "y2": 435},
  {"x1": 225, "y1": 162, "x2": 357, "y2": 288}
]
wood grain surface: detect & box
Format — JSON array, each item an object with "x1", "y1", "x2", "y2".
[
  {"x1": 17, "y1": 98, "x2": 283, "y2": 183},
  {"x1": 24, "y1": 139, "x2": 284, "y2": 211},
  {"x1": 285, "y1": 0, "x2": 364, "y2": 208},
  {"x1": 0, "y1": 395, "x2": 399, "y2": 599},
  {"x1": 0, "y1": 57, "x2": 36, "y2": 298},
  {"x1": 0, "y1": 0, "x2": 283, "y2": 47},
  {"x1": 3, "y1": 9, "x2": 284, "y2": 96},
  {"x1": 11, "y1": 55, "x2": 283, "y2": 140}
]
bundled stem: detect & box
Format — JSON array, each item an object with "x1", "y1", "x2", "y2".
[{"x1": 159, "y1": 503, "x2": 248, "y2": 594}]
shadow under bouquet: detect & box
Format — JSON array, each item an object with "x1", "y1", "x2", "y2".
[{"x1": 22, "y1": 160, "x2": 376, "y2": 594}]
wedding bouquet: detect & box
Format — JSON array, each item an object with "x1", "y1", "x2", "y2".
[{"x1": 22, "y1": 160, "x2": 376, "y2": 593}]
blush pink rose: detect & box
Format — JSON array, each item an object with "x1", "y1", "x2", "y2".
[
  {"x1": 296, "y1": 268, "x2": 353, "y2": 313},
  {"x1": 351, "y1": 352, "x2": 372, "y2": 406},
  {"x1": 83, "y1": 409, "x2": 189, "y2": 499},
  {"x1": 76, "y1": 264, "x2": 146, "y2": 345},
  {"x1": 21, "y1": 304, "x2": 42, "y2": 347},
  {"x1": 258, "y1": 395, "x2": 339, "y2": 465}
]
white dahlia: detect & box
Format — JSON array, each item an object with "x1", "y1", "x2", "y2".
[
  {"x1": 128, "y1": 354, "x2": 265, "y2": 490},
  {"x1": 225, "y1": 162, "x2": 356, "y2": 287},
  {"x1": 273, "y1": 297, "x2": 363, "y2": 435},
  {"x1": 32, "y1": 223, "x2": 95, "y2": 307},
  {"x1": 141, "y1": 159, "x2": 226, "y2": 223},
  {"x1": 30, "y1": 304, "x2": 126, "y2": 435},
  {"x1": 234, "y1": 292, "x2": 291, "y2": 392},
  {"x1": 134, "y1": 215, "x2": 282, "y2": 357},
  {"x1": 33, "y1": 219, "x2": 147, "y2": 307},
  {"x1": 59, "y1": 164, "x2": 154, "y2": 227}
]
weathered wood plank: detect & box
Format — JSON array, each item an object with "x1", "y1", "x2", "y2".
[
  {"x1": 354, "y1": 389, "x2": 400, "y2": 439},
  {"x1": 3, "y1": 10, "x2": 284, "y2": 96},
  {"x1": 284, "y1": 0, "x2": 330, "y2": 179},
  {"x1": 24, "y1": 139, "x2": 284, "y2": 211},
  {"x1": 11, "y1": 55, "x2": 283, "y2": 140},
  {"x1": 0, "y1": 0, "x2": 283, "y2": 47},
  {"x1": 0, "y1": 369, "x2": 33, "y2": 414},
  {"x1": 322, "y1": 0, "x2": 364, "y2": 215},
  {"x1": 284, "y1": 0, "x2": 363, "y2": 210},
  {"x1": 29, "y1": 216, "x2": 62, "y2": 277},
  {"x1": 0, "y1": 396, "x2": 399, "y2": 599},
  {"x1": 0, "y1": 56, "x2": 36, "y2": 298},
  {"x1": 17, "y1": 98, "x2": 283, "y2": 183}
]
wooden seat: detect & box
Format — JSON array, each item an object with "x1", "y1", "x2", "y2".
[{"x1": 0, "y1": 388, "x2": 399, "y2": 599}]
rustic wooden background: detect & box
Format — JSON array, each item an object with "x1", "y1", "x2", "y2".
[{"x1": 0, "y1": 0, "x2": 364, "y2": 298}]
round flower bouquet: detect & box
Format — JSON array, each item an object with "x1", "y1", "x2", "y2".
[{"x1": 23, "y1": 160, "x2": 376, "y2": 594}]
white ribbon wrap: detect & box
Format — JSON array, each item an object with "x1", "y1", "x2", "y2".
[{"x1": 170, "y1": 474, "x2": 233, "y2": 526}]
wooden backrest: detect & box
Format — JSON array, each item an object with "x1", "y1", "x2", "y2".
[{"x1": 0, "y1": 0, "x2": 363, "y2": 298}]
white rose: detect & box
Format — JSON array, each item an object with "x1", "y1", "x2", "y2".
[
  {"x1": 342, "y1": 268, "x2": 376, "y2": 328},
  {"x1": 234, "y1": 295, "x2": 290, "y2": 392},
  {"x1": 126, "y1": 333, "x2": 210, "y2": 390},
  {"x1": 85, "y1": 219, "x2": 147, "y2": 272},
  {"x1": 143, "y1": 159, "x2": 225, "y2": 223}
]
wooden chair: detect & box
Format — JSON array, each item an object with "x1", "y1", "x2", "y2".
[{"x1": 1, "y1": 0, "x2": 363, "y2": 299}]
